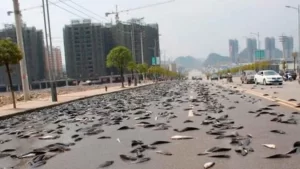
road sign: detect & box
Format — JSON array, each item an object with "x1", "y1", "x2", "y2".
[
  {"x1": 152, "y1": 57, "x2": 156, "y2": 65},
  {"x1": 156, "y1": 57, "x2": 160, "y2": 64},
  {"x1": 255, "y1": 50, "x2": 265, "y2": 60}
]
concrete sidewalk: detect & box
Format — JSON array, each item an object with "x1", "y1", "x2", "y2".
[{"x1": 0, "y1": 82, "x2": 154, "y2": 119}]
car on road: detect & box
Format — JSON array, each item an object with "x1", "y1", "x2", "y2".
[
  {"x1": 241, "y1": 70, "x2": 256, "y2": 84},
  {"x1": 210, "y1": 74, "x2": 219, "y2": 81},
  {"x1": 254, "y1": 70, "x2": 283, "y2": 85},
  {"x1": 220, "y1": 74, "x2": 227, "y2": 79}
]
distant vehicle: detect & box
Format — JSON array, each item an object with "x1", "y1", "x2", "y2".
[
  {"x1": 285, "y1": 70, "x2": 297, "y2": 80},
  {"x1": 254, "y1": 70, "x2": 283, "y2": 85},
  {"x1": 241, "y1": 70, "x2": 256, "y2": 84},
  {"x1": 220, "y1": 74, "x2": 227, "y2": 79},
  {"x1": 192, "y1": 76, "x2": 202, "y2": 80},
  {"x1": 210, "y1": 74, "x2": 219, "y2": 81}
]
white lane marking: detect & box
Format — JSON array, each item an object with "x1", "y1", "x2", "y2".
[{"x1": 188, "y1": 110, "x2": 194, "y2": 117}]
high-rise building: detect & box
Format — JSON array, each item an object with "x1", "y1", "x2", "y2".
[
  {"x1": 265, "y1": 37, "x2": 276, "y2": 60},
  {"x1": 63, "y1": 19, "x2": 106, "y2": 80},
  {"x1": 63, "y1": 19, "x2": 160, "y2": 80},
  {"x1": 229, "y1": 39, "x2": 239, "y2": 63},
  {"x1": 282, "y1": 36, "x2": 293, "y2": 59},
  {"x1": 0, "y1": 24, "x2": 45, "y2": 88},
  {"x1": 246, "y1": 38, "x2": 257, "y2": 62},
  {"x1": 44, "y1": 46, "x2": 63, "y2": 79}
]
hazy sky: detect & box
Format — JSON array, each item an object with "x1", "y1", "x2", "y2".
[{"x1": 0, "y1": 0, "x2": 299, "y2": 63}]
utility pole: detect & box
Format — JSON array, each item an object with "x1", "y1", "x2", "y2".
[
  {"x1": 131, "y1": 24, "x2": 136, "y2": 62},
  {"x1": 140, "y1": 31, "x2": 144, "y2": 64},
  {"x1": 45, "y1": 0, "x2": 57, "y2": 101},
  {"x1": 12, "y1": 0, "x2": 30, "y2": 100}
]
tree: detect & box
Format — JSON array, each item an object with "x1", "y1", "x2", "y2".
[
  {"x1": 137, "y1": 63, "x2": 148, "y2": 82},
  {"x1": 106, "y1": 46, "x2": 133, "y2": 88},
  {"x1": 127, "y1": 61, "x2": 137, "y2": 86},
  {"x1": 0, "y1": 39, "x2": 23, "y2": 108}
]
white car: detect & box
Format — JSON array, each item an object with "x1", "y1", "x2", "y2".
[{"x1": 254, "y1": 70, "x2": 283, "y2": 85}]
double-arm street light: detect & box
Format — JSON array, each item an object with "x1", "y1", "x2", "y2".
[{"x1": 285, "y1": 5, "x2": 300, "y2": 71}]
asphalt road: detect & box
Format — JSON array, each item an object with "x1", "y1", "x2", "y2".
[{"x1": 1, "y1": 80, "x2": 300, "y2": 169}]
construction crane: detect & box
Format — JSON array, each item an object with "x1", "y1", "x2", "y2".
[{"x1": 105, "y1": 0, "x2": 175, "y2": 23}]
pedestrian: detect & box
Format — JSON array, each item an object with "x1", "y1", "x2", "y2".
[{"x1": 105, "y1": 86, "x2": 107, "y2": 92}]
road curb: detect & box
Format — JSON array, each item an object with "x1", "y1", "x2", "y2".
[{"x1": 0, "y1": 82, "x2": 158, "y2": 120}]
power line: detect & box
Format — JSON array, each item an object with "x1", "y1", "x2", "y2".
[
  {"x1": 48, "y1": 0, "x2": 86, "y2": 19},
  {"x1": 67, "y1": 0, "x2": 109, "y2": 21},
  {"x1": 20, "y1": 0, "x2": 70, "y2": 11},
  {"x1": 57, "y1": 0, "x2": 102, "y2": 22}
]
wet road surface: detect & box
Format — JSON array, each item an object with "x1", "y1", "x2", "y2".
[{"x1": 1, "y1": 81, "x2": 300, "y2": 169}]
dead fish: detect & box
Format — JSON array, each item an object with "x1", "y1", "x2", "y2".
[
  {"x1": 265, "y1": 154, "x2": 290, "y2": 159},
  {"x1": 288, "y1": 98, "x2": 297, "y2": 102},
  {"x1": 0, "y1": 153, "x2": 10, "y2": 159},
  {"x1": 173, "y1": 127, "x2": 199, "y2": 133},
  {"x1": 131, "y1": 157, "x2": 151, "y2": 164},
  {"x1": 38, "y1": 135, "x2": 60, "y2": 140},
  {"x1": 74, "y1": 137, "x2": 83, "y2": 142},
  {"x1": 209, "y1": 154, "x2": 230, "y2": 158},
  {"x1": 71, "y1": 134, "x2": 79, "y2": 138},
  {"x1": 270, "y1": 130, "x2": 286, "y2": 134},
  {"x1": 171, "y1": 135, "x2": 193, "y2": 140},
  {"x1": 183, "y1": 120, "x2": 193, "y2": 123},
  {"x1": 117, "y1": 126, "x2": 134, "y2": 130},
  {"x1": 98, "y1": 161, "x2": 114, "y2": 168},
  {"x1": 19, "y1": 151, "x2": 46, "y2": 159},
  {"x1": 156, "y1": 150, "x2": 172, "y2": 156},
  {"x1": 98, "y1": 136, "x2": 111, "y2": 139},
  {"x1": 228, "y1": 106, "x2": 236, "y2": 110},
  {"x1": 119, "y1": 154, "x2": 137, "y2": 162},
  {"x1": 268, "y1": 104, "x2": 280, "y2": 107},
  {"x1": 29, "y1": 160, "x2": 47, "y2": 168},
  {"x1": 1, "y1": 149, "x2": 16, "y2": 153},
  {"x1": 204, "y1": 162, "x2": 215, "y2": 169},
  {"x1": 150, "y1": 141, "x2": 171, "y2": 146},
  {"x1": 263, "y1": 144, "x2": 276, "y2": 149},
  {"x1": 285, "y1": 147, "x2": 300, "y2": 154}
]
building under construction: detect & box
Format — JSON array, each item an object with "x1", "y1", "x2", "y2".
[
  {"x1": 0, "y1": 24, "x2": 45, "y2": 91},
  {"x1": 63, "y1": 19, "x2": 160, "y2": 80}
]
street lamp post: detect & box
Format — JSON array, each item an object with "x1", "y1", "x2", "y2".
[{"x1": 285, "y1": 5, "x2": 300, "y2": 72}]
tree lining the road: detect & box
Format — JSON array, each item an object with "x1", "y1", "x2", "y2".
[
  {"x1": 0, "y1": 39, "x2": 23, "y2": 109},
  {"x1": 217, "y1": 61, "x2": 271, "y2": 75},
  {"x1": 106, "y1": 46, "x2": 133, "y2": 88}
]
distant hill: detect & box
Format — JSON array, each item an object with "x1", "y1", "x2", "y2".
[
  {"x1": 203, "y1": 53, "x2": 231, "y2": 66},
  {"x1": 174, "y1": 56, "x2": 202, "y2": 69}
]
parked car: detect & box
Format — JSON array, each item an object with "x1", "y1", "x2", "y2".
[
  {"x1": 254, "y1": 70, "x2": 283, "y2": 85},
  {"x1": 211, "y1": 74, "x2": 219, "y2": 81},
  {"x1": 241, "y1": 70, "x2": 256, "y2": 84}
]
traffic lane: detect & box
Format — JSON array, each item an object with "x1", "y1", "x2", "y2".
[
  {"x1": 41, "y1": 83, "x2": 300, "y2": 169},
  {"x1": 1, "y1": 82, "x2": 300, "y2": 169}
]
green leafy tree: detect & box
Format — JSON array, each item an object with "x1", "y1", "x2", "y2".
[
  {"x1": 137, "y1": 63, "x2": 148, "y2": 81},
  {"x1": 0, "y1": 39, "x2": 23, "y2": 108},
  {"x1": 106, "y1": 46, "x2": 133, "y2": 88},
  {"x1": 127, "y1": 61, "x2": 137, "y2": 86}
]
